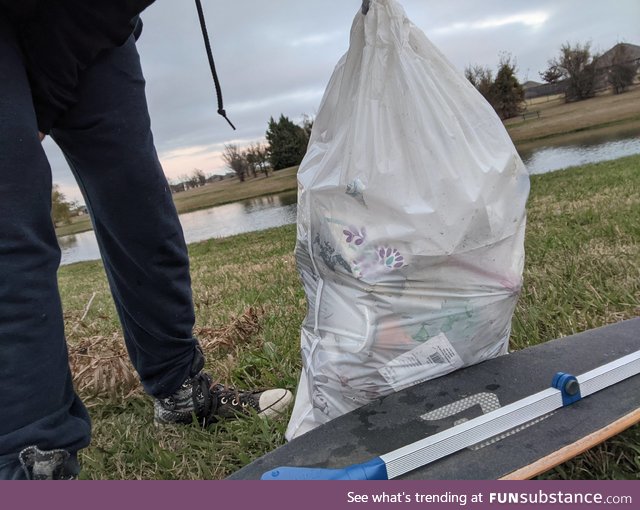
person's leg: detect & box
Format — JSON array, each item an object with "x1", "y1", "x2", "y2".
[
  {"x1": 51, "y1": 37, "x2": 200, "y2": 399},
  {"x1": 51, "y1": 35, "x2": 292, "y2": 425},
  {"x1": 0, "y1": 15, "x2": 90, "y2": 480}
]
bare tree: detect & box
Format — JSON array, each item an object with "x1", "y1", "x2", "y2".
[
  {"x1": 300, "y1": 114, "x2": 314, "y2": 138},
  {"x1": 192, "y1": 168, "x2": 207, "y2": 187},
  {"x1": 221, "y1": 144, "x2": 247, "y2": 182},
  {"x1": 243, "y1": 147, "x2": 258, "y2": 178},
  {"x1": 255, "y1": 143, "x2": 271, "y2": 177},
  {"x1": 186, "y1": 175, "x2": 199, "y2": 189},
  {"x1": 465, "y1": 64, "x2": 494, "y2": 103},
  {"x1": 245, "y1": 142, "x2": 271, "y2": 178},
  {"x1": 543, "y1": 42, "x2": 599, "y2": 102},
  {"x1": 539, "y1": 65, "x2": 563, "y2": 84}
]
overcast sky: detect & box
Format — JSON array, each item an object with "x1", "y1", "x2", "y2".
[{"x1": 44, "y1": 0, "x2": 640, "y2": 204}]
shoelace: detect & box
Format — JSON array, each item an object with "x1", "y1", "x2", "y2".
[
  {"x1": 192, "y1": 372, "x2": 215, "y2": 424},
  {"x1": 212, "y1": 384, "x2": 259, "y2": 411},
  {"x1": 190, "y1": 375, "x2": 259, "y2": 425},
  {"x1": 194, "y1": 0, "x2": 236, "y2": 130}
]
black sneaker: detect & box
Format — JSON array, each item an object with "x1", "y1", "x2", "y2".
[
  {"x1": 19, "y1": 446, "x2": 78, "y2": 480},
  {"x1": 154, "y1": 372, "x2": 293, "y2": 426}
]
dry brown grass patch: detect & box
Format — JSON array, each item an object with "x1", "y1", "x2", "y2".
[
  {"x1": 195, "y1": 306, "x2": 266, "y2": 351},
  {"x1": 69, "y1": 334, "x2": 140, "y2": 399},
  {"x1": 506, "y1": 86, "x2": 640, "y2": 143},
  {"x1": 68, "y1": 307, "x2": 266, "y2": 399}
]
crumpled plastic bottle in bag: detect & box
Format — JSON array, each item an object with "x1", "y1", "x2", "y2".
[{"x1": 285, "y1": 0, "x2": 530, "y2": 440}]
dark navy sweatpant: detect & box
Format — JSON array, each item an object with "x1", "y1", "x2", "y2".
[{"x1": 0, "y1": 16, "x2": 200, "y2": 478}]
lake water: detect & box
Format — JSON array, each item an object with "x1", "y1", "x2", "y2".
[
  {"x1": 59, "y1": 133, "x2": 640, "y2": 266},
  {"x1": 60, "y1": 191, "x2": 298, "y2": 265},
  {"x1": 518, "y1": 130, "x2": 640, "y2": 175}
]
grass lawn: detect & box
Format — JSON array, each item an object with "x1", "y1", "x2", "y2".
[{"x1": 58, "y1": 154, "x2": 639, "y2": 480}]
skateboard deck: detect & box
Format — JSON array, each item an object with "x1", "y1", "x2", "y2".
[{"x1": 229, "y1": 318, "x2": 640, "y2": 480}]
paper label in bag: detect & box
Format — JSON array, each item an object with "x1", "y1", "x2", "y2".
[{"x1": 379, "y1": 333, "x2": 464, "y2": 391}]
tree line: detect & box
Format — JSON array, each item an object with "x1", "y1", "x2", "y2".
[
  {"x1": 53, "y1": 40, "x2": 637, "y2": 214},
  {"x1": 52, "y1": 112, "x2": 315, "y2": 221},
  {"x1": 169, "y1": 113, "x2": 314, "y2": 188},
  {"x1": 222, "y1": 114, "x2": 313, "y2": 182},
  {"x1": 466, "y1": 41, "x2": 638, "y2": 120},
  {"x1": 172, "y1": 40, "x2": 639, "y2": 187},
  {"x1": 51, "y1": 184, "x2": 84, "y2": 226}
]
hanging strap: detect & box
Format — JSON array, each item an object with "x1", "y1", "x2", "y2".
[{"x1": 194, "y1": 0, "x2": 236, "y2": 130}]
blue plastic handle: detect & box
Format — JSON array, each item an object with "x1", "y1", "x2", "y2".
[{"x1": 261, "y1": 457, "x2": 388, "y2": 480}]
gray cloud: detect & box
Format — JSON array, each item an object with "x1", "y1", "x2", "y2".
[{"x1": 44, "y1": 0, "x2": 640, "y2": 203}]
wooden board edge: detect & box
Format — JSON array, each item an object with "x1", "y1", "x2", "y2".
[{"x1": 499, "y1": 408, "x2": 640, "y2": 480}]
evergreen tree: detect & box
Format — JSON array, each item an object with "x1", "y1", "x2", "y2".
[
  {"x1": 466, "y1": 55, "x2": 524, "y2": 120},
  {"x1": 490, "y1": 56, "x2": 525, "y2": 119},
  {"x1": 265, "y1": 115, "x2": 309, "y2": 170}
]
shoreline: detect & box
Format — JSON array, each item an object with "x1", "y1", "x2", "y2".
[
  {"x1": 56, "y1": 187, "x2": 299, "y2": 238},
  {"x1": 514, "y1": 117, "x2": 640, "y2": 152},
  {"x1": 55, "y1": 87, "x2": 640, "y2": 238}
]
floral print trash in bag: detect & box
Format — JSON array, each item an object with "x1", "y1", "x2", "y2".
[{"x1": 286, "y1": 0, "x2": 530, "y2": 440}]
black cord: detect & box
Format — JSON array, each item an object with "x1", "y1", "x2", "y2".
[{"x1": 195, "y1": 0, "x2": 236, "y2": 130}]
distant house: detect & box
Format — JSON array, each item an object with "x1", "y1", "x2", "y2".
[
  {"x1": 594, "y1": 42, "x2": 640, "y2": 89},
  {"x1": 522, "y1": 79, "x2": 565, "y2": 100},
  {"x1": 205, "y1": 174, "x2": 226, "y2": 184},
  {"x1": 205, "y1": 175, "x2": 216, "y2": 184},
  {"x1": 522, "y1": 80, "x2": 543, "y2": 90},
  {"x1": 524, "y1": 80, "x2": 568, "y2": 99},
  {"x1": 525, "y1": 42, "x2": 640, "y2": 99},
  {"x1": 596, "y1": 42, "x2": 640, "y2": 70},
  {"x1": 71, "y1": 205, "x2": 88, "y2": 216},
  {"x1": 169, "y1": 182, "x2": 186, "y2": 194}
]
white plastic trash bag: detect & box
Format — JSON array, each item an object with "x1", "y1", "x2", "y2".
[{"x1": 285, "y1": 0, "x2": 530, "y2": 440}]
